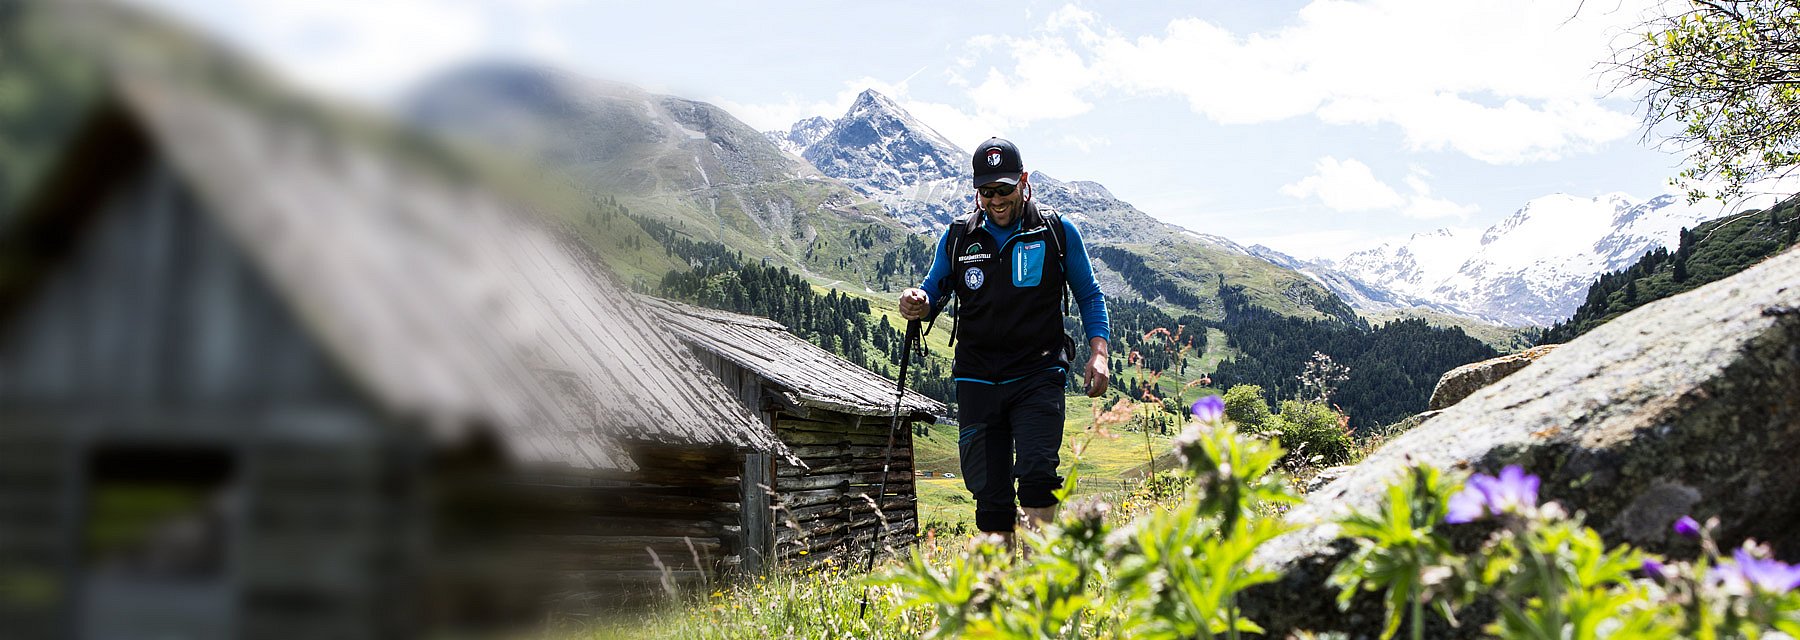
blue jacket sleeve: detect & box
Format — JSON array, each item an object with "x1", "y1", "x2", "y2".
[
  {"x1": 1061, "y1": 218, "x2": 1110, "y2": 343},
  {"x1": 917, "y1": 227, "x2": 954, "y2": 308}
]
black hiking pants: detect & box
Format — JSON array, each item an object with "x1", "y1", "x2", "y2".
[{"x1": 957, "y1": 369, "x2": 1065, "y2": 532}]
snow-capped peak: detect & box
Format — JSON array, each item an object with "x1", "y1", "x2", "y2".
[{"x1": 1326, "y1": 191, "x2": 1728, "y2": 326}]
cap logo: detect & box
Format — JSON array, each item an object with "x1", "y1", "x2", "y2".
[
  {"x1": 986, "y1": 149, "x2": 1003, "y2": 166},
  {"x1": 965, "y1": 242, "x2": 983, "y2": 254}
]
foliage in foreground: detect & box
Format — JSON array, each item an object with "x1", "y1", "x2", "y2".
[
  {"x1": 620, "y1": 401, "x2": 1800, "y2": 639},
  {"x1": 1619, "y1": 0, "x2": 1800, "y2": 202},
  {"x1": 881, "y1": 402, "x2": 1800, "y2": 639}
]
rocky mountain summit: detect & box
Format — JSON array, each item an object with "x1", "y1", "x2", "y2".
[
  {"x1": 1246, "y1": 244, "x2": 1800, "y2": 635},
  {"x1": 769, "y1": 89, "x2": 1204, "y2": 246}
]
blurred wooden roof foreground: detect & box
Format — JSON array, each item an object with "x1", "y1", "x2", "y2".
[
  {"x1": 2, "y1": 65, "x2": 788, "y2": 471},
  {"x1": 643, "y1": 297, "x2": 944, "y2": 421}
]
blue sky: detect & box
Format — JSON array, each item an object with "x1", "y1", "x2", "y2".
[{"x1": 130, "y1": 0, "x2": 1701, "y2": 259}]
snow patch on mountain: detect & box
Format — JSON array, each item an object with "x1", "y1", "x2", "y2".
[{"x1": 1321, "y1": 192, "x2": 1735, "y2": 326}]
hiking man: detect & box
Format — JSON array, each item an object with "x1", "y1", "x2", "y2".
[{"x1": 898, "y1": 137, "x2": 1110, "y2": 541}]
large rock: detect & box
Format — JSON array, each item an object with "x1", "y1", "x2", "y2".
[
  {"x1": 1246, "y1": 246, "x2": 1800, "y2": 635},
  {"x1": 1427, "y1": 343, "x2": 1560, "y2": 410}
]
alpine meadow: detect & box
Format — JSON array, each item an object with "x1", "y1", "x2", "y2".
[{"x1": 8, "y1": 1, "x2": 1800, "y2": 639}]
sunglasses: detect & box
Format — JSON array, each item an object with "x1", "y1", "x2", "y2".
[{"x1": 977, "y1": 183, "x2": 1017, "y2": 198}]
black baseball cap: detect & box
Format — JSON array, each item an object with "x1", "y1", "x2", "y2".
[{"x1": 972, "y1": 137, "x2": 1024, "y2": 188}]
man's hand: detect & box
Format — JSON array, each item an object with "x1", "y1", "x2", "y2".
[
  {"x1": 899, "y1": 288, "x2": 930, "y2": 321},
  {"x1": 1083, "y1": 337, "x2": 1110, "y2": 397}
]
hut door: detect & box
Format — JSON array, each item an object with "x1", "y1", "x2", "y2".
[{"x1": 78, "y1": 446, "x2": 239, "y2": 640}]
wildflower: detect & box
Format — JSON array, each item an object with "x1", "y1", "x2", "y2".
[
  {"x1": 1061, "y1": 496, "x2": 1112, "y2": 545},
  {"x1": 1190, "y1": 394, "x2": 1224, "y2": 423},
  {"x1": 1444, "y1": 465, "x2": 1539, "y2": 524},
  {"x1": 1673, "y1": 515, "x2": 1702, "y2": 538},
  {"x1": 1641, "y1": 558, "x2": 1670, "y2": 582},
  {"x1": 1712, "y1": 545, "x2": 1800, "y2": 594}
]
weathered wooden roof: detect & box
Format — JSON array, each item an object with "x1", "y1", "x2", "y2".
[
  {"x1": 642, "y1": 297, "x2": 945, "y2": 421},
  {"x1": 4, "y1": 67, "x2": 785, "y2": 470}
]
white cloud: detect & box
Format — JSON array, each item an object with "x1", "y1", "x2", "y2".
[
  {"x1": 968, "y1": 37, "x2": 1098, "y2": 123},
  {"x1": 1281, "y1": 157, "x2": 1404, "y2": 211},
  {"x1": 960, "y1": 0, "x2": 1661, "y2": 164},
  {"x1": 1242, "y1": 228, "x2": 1403, "y2": 262},
  {"x1": 713, "y1": 95, "x2": 841, "y2": 132},
  {"x1": 903, "y1": 101, "x2": 1002, "y2": 151},
  {"x1": 1058, "y1": 134, "x2": 1111, "y2": 153},
  {"x1": 1402, "y1": 194, "x2": 1478, "y2": 220},
  {"x1": 1283, "y1": 157, "x2": 1477, "y2": 220}
]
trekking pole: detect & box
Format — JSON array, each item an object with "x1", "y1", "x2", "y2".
[{"x1": 858, "y1": 318, "x2": 921, "y2": 620}]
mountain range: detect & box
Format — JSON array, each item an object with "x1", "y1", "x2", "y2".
[
  {"x1": 1256, "y1": 193, "x2": 1744, "y2": 326},
  {"x1": 772, "y1": 88, "x2": 1224, "y2": 247},
  {"x1": 764, "y1": 87, "x2": 1353, "y2": 322},
  {"x1": 407, "y1": 63, "x2": 897, "y2": 286},
  {"x1": 406, "y1": 65, "x2": 1353, "y2": 323},
  {"x1": 406, "y1": 62, "x2": 1754, "y2": 332},
  {"x1": 766, "y1": 88, "x2": 1761, "y2": 329}
]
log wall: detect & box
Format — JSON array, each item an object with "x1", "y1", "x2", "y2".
[
  {"x1": 770, "y1": 414, "x2": 917, "y2": 570},
  {"x1": 430, "y1": 442, "x2": 749, "y2": 620}
]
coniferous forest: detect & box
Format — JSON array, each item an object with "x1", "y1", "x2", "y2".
[
  {"x1": 1210, "y1": 285, "x2": 1499, "y2": 432},
  {"x1": 641, "y1": 217, "x2": 958, "y2": 405},
  {"x1": 626, "y1": 197, "x2": 1505, "y2": 429}
]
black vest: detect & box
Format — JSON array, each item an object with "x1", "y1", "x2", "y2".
[{"x1": 940, "y1": 201, "x2": 1069, "y2": 381}]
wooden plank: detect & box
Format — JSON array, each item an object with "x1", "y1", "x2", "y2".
[
  {"x1": 775, "y1": 497, "x2": 912, "y2": 524},
  {"x1": 775, "y1": 488, "x2": 844, "y2": 510},
  {"x1": 593, "y1": 466, "x2": 742, "y2": 488},
  {"x1": 777, "y1": 457, "x2": 912, "y2": 477},
  {"x1": 740, "y1": 452, "x2": 771, "y2": 575},
  {"x1": 786, "y1": 444, "x2": 907, "y2": 459},
  {"x1": 527, "y1": 535, "x2": 723, "y2": 556},
  {"x1": 774, "y1": 470, "x2": 913, "y2": 493},
  {"x1": 777, "y1": 430, "x2": 891, "y2": 447},
  {"x1": 504, "y1": 486, "x2": 739, "y2": 517},
  {"x1": 514, "y1": 516, "x2": 727, "y2": 539}
]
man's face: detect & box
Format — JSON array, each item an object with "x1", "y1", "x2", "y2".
[{"x1": 979, "y1": 178, "x2": 1025, "y2": 227}]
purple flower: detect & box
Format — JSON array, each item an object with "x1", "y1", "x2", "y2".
[
  {"x1": 1444, "y1": 465, "x2": 1540, "y2": 524},
  {"x1": 1641, "y1": 558, "x2": 1669, "y2": 582},
  {"x1": 1715, "y1": 548, "x2": 1800, "y2": 593},
  {"x1": 1190, "y1": 395, "x2": 1225, "y2": 423},
  {"x1": 1673, "y1": 515, "x2": 1701, "y2": 539}
]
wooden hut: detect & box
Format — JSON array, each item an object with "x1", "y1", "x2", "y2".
[
  {"x1": 642, "y1": 298, "x2": 944, "y2": 572},
  {"x1": 0, "y1": 67, "x2": 787, "y2": 638}
]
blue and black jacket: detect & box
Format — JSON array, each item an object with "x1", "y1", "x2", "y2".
[{"x1": 918, "y1": 200, "x2": 1109, "y2": 384}]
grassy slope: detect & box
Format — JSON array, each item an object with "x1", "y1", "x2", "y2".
[
  {"x1": 911, "y1": 391, "x2": 1214, "y2": 531},
  {"x1": 1357, "y1": 307, "x2": 1539, "y2": 353},
  {"x1": 859, "y1": 278, "x2": 1230, "y2": 531}
]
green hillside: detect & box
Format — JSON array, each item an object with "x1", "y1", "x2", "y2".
[
  {"x1": 406, "y1": 64, "x2": 918, "y2": 292},
  {"x1": 1540, "y1": 197, "x2": 1800, "y2": 344},
  {"x1": 1358, "y1": 307, "x2": 1539, "y2": 353}
]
